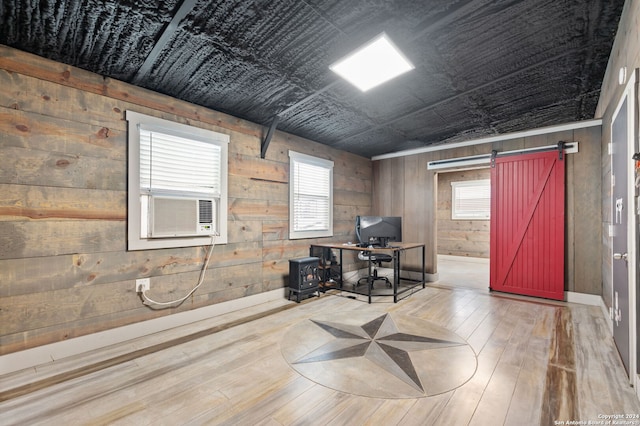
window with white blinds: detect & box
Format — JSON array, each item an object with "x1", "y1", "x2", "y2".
[
  {"x1": 140, "y1": 128, "x2": 222, "y2": 196},
  {"x1": 451, "y1": 179, "x2": 490, "y2": 220},
  {"x1": 289, "y1": 151, "x2": 334, "y2": 239},
  {"x1": 126, "y1": 111, "x2": 229, "y2": 250}
]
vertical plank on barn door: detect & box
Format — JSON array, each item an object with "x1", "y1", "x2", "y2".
[{"x1": 490, "y1": 150, "x2": 565, "y2": 300}]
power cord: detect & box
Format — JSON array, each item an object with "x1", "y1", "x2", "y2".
[{"x1": 141, "y1": 235, "x2": 216, "y2": 307}]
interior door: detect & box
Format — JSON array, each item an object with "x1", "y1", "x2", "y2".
[
  {"x1": 612, "y1": 94, "x2": 630, "y2": 376},
  {"x1": 490, "y1": 150, "x2": 565, "y2": 300}
]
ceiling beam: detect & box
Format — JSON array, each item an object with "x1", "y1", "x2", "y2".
[
  {"x1": 259, "y1": 80, "x2": 340, "y2": 157},
  {"x1": 277, "y1": 81, "x2": 341, "y2": 118},
  {"x1": 271, "y1": 0, "x2": 347, "y2": 119},
  {"x1": 254, "y1": 1, "x2": 345, "y2": 150},
  {"x1": 261, "y1": 115, "x2": 280, "y2": 159},
  {"x1": 132, "y1": 0, "x2": 199, "y2": 85}
]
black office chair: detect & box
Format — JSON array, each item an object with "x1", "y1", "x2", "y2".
[
  {"x1": 357, "y1": 249, "x2": 393, "y2": 288},
  {"x1": 355, "y1": 218, "x2": 397, "y2": 289}
]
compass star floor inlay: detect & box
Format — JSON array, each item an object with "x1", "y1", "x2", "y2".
[{"x1": 281, "y1": 310, "x2": 477, "y2": 398}]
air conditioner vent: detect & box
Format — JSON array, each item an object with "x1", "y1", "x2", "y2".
[{"x1": 199, "y1": 199, "x2": 213, "y2": 223}]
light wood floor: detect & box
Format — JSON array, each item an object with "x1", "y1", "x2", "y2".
[
  {"x1": 435, "y1": 255, "x2": 490, "y2": 291},
  {"x1": 2, "y1": 275, "x2": 640, "y2": 425}
]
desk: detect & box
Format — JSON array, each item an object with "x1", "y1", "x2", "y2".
[{"x1": 309, "y1": 242, "x2": 426, "y2": 303}]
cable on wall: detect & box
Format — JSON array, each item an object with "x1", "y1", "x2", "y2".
[{"x1": 141, "y1": 235, "x2": 216, "y2": 307}]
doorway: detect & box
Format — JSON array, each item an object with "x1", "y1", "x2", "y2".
[{"x1": 436, "y1": 169, "x2": 490, "y2": 291}]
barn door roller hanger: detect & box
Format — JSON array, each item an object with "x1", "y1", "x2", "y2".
[
  {"x1": 428, "y1": 141, "x2": 577, "y2": 170},
  {"x1": 491, "y1": 141, "x2": 568, "y2": 167}
]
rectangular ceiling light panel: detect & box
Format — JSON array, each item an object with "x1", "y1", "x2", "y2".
[{"x1": 329, "y1": 33, "x2": 414, "y2": 92}]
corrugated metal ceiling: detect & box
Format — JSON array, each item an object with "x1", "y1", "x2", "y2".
[{"x1": 0, "y1": 0, "x2": 625, "y2": 158}]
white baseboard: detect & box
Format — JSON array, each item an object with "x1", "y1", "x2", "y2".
[
  {"x1": 565, "y1": 291, "x2": 612, "y2": 334},
  {"x1": 438, "y1": 254, "x2": 490, "y2": 264},
  {"x1": 406, "y1": 270, "x2": 438, "y2": 282},
  {"x1": 565, "y1": 291, "x2": 603, "y2": 306},
  {"x1": 0, "y1": 288, "x2": 287, "y2": 376}
]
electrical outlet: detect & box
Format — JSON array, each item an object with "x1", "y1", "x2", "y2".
[{"x1": 135, "y1": 278, "x2": 150, "y2": 292}]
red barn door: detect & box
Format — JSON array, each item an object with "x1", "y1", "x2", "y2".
[{"x1": 490, "y1": 150, "x2": 565, "y2": 300}]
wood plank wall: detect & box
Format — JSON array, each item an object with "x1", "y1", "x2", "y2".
[
  {"x1": 436, "y1": 169, "x2": 491, "y2": 258},
  {"x1": 0, "y1": 46, "x2": 372, "y2": 355},
  {"x1": 373, "y1": 126, "x2": 603, "y2": 295}
]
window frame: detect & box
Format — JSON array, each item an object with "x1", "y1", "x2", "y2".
[
  {"x1": 451, "y1": 179, "x2": 491, "y2": 220},
  {"x1": 126, "y1": 111, "x2": 229, "y2": 250},
  {"x1": 289, "y1": 151, "x2": 334, "y2": 239}
]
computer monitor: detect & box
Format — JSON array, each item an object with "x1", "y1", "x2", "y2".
[{"x1": 355, "y1": 216, "x2": 402, "y2": 247}]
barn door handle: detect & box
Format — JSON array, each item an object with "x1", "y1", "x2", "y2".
[{"x1": 613, "y1": 252, "x2": 628, "y2": 261}]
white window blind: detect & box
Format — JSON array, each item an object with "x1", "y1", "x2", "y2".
[
  {"x1": 452, "y1": 180, "x2": 490, "y2": 220},
  {"x1": 289, "y1": 151, "x2": 334, "y2": 239},
  {"x1": 140, "y1": 128, "x2": 221, "y2": 196}
]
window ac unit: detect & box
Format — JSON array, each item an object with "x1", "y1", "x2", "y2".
[{"x1": 148, "y1": 195, "x2": 216, "y2": 238}]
